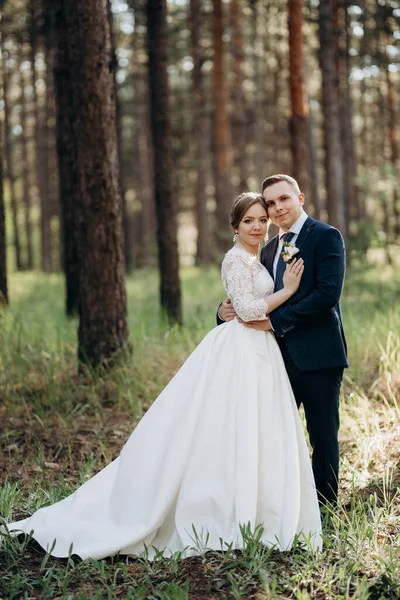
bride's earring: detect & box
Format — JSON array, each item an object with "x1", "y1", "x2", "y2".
[{"x1": 233, "y1": 231, "x2": 239, "y2": 244}]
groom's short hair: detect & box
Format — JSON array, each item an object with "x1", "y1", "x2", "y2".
[{"x1": 262, "y1": 174, "x2": 301, "y2": 195}]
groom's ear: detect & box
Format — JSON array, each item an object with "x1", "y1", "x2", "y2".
[{"x1": 298, "y1": 193, "x2": 305, "y2": 206}]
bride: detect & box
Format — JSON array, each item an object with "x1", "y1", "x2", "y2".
[{"x1": 5, "y1": 192, "x2": 322, "y2": 559}]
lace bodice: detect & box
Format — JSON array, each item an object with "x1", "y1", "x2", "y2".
[{"x1": 221, "y1": 246, "x2": 275, "y2": 322}]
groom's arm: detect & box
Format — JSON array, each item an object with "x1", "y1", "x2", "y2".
[
  {"x1": 269, "y1": 228, "x2": 345, "y2": 337},
  {"x1": 216, "y1": 303, "x2": 224, "y2": 326}
]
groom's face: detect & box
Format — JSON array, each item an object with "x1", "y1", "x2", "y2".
[{"x1": 262, "y1": 181, "x2": 304, "y2": 231}]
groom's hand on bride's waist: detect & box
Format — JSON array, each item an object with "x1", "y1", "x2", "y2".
[{"x1": 219, "y1": 299, "x2": 237, "y2": 322}]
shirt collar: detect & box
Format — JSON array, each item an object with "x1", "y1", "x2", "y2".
[{"x1": 279, "y1": 211, "x2": 308, "y2": 239}]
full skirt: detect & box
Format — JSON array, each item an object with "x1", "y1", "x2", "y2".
[{"x1": 7, "y1": 320, "x2": 322, "y2": 559}]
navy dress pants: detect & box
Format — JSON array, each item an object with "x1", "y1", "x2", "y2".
[{"x1": 278, "y1": 340, "x2": 343, "y2": 506}]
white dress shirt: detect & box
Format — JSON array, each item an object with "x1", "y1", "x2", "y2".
[{"x1": 272, "y1": 211, "x2": 309, "y2": 279}]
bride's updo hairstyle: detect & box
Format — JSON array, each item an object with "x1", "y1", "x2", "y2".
[{"x1": 230, "y1": 192, "x2": 268, "y2": 230}]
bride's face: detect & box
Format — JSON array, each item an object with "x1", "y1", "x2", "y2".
[{"x1": 237, "y1": 203, "x2": 268, "y2": 251}]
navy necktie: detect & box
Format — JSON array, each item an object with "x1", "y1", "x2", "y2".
[{"x1": 274, "y1": 232, "x2": 295, "y2": 291}]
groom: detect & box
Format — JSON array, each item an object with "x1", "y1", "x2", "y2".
[{"x1": 218, "y1": 174, "x2": 348, "y2": 506}]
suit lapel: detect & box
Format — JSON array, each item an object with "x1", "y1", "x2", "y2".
[
  {"x1": 262, "y1": 235, "x2": 279, "y2": 278},
  {"x1": 294, "y1": 216, "x2": 316, "y2": 252},
  {"x1": 262, "y1": 217, "x2": 316, "y2": 279}
]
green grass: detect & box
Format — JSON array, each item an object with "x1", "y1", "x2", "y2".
[{"x1": 0, "y1": 256, "x2": 400, "y2": 599}]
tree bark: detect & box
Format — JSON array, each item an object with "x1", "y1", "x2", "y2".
[
  {"x1": 307, "y1": 102, "x2": 321, "y2": 219},
  {"x1": 190, "y1": 0, "x2": 211, "y2": 265},
  {"x1": 252, "y1": 0, "x2": 265, "y2": 185},
  {"x1": 319, "y1": 0, "x2": 347, "y2": 235},
  {"x1": 1, "y1": 42, "x2": 23, "y2": 271},
  {"x1": 212, "y1": 0, "x2": 234, "y2": 252},
  {"x1": 29, "y1": 0, "x2": 46, "y2": 262},
  {"x1": 288, "y1": 0, "x2": 312, "y2": 204},
  {"x1": 44, "y1": 10, "x2": 61, "y2": 271},
  {"x1": 385, "y1": 48, "x2": 400, "y2": 238},
  {"x1": 146, "y1": 0, "x2": 182, "y2": 324},
  {"x1": 64, "y1": 0, "x2": 128, "y2": 366},
  {"x1": 333, "y1": 0, "x2": 358, "y2": 221},
  {"x1": 53, "y1": 0, "x2": 80, "y2": 316},
  {"x1": 135, "y1": 73, "x2": 157, "y2": 268},
  {"x1": 130, "y1": 5, "x2": 157, "y2": 269},
  {"x1": 20, "y1": 47, "x2": 34, "y2": 270},
  {"x1": 35, "y1": 7, "x2": 52, "y2": 271},
  {"x1": 0, "y1": 120, "x2": 7, "y2": 306},
  {"x1": 107, "y1": 0, "x2": 131, "y2": 272},
  {"x1": 231, "y1": 0, "x2": 248, "y2": 192}
]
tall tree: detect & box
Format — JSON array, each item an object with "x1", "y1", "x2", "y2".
[
  {"x1": 28, "y1": 0, "x2": 47, "y2": 262},
  {"x1": 108, "y1": 0, "x2": 130, "y2": 272},
  {"x1": 385, "y1": 48, "x2": 400, "y2": 238},
  {"x1": 251, "y1": 0, "x2": 265, "y2": 183},
  {"x1": 135, "y1": 73, "x2": 157, "y2": 267},
  {"x1": 0, "y1": 122, "x2": 7, "y2": 306},
  {"x1": 288, "y1": 0, "x2": 312, "y2": 205},
  {"x1": 35, "y1": 5, "x2": 53, "y2": 271},
  {"x1": 135, "y1": 71, "x2": 157, "y2": 268},
  {"x1": 319, "y1": 0, "x2": 347, "y2": 235},
  {"x1": 212, "y1": 0, "x2": 234, "y2": 252},
  {"x1": 52, "y1": 0, "x2": 79, "y2": 316},
  {"x1": 147, "y1": 0, "x2": 182, "y2": 324},
  {"x1": 1, "y1": 37, "x2": 23, "y2": 271},
  {"x1": 333, "y1": 0, "x2": 358, "y2": 221},
  {"x1": 128, "y1": 1, "x2": 157, "y2": 269},
  {"x1": 64, "y1": 0, "x2": 128, "y2": 366},
  {"x1": 307, "y1": 102, "x2": 322, "y2": 219},
  {"x1": 190, "y1": 0, "x2": 211, "y2": 265},
  {"x1": 231, "y1": 0, "x2": 248, "y2": 192},
  {"x1": 20, "y1": 46, "x2": 34, "y2": 270},
  {"x1": 44, "y1": 20, "x2": 61, "y2": 271}
]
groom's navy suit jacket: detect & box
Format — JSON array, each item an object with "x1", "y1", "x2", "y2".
[{"x1": 261, "y1": 217, "x2": 348, "y2": 372}]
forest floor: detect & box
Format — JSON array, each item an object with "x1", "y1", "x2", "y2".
[{"x1": 0, "y1": 254, "x2": 400, "y2": 599}]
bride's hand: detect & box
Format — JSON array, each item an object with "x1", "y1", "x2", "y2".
[{"x1": 283, "y1": 258, "x2": 304, "y2": 294}]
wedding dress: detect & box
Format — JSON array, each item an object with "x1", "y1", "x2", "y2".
[{"x1": 6, "y1": 246, "x2": 322, "y2": 559}]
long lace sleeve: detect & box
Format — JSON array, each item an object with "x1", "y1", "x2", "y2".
[{"x1": 221, "y1": 251, "x2": 269, "y2": 322}]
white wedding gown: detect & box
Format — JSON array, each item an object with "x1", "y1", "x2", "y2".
[{"x1": 6, "y1": 247, "x2": 322, "y2": 559}]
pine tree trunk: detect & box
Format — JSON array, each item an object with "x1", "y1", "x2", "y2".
[
  {"x1": 115, "y1": 81, "x2": 131, "y2": 273},
  {"x1": 0, "y1": 123, "x2": 7, "y2": 306},
  {"x1": 212, "y1": 0, "x2": 234, "y2": 252},
  {"x1": 20, "y1": 48, "x2": 34, "y2": 270},
  {"x1": 130, "y1": 4, "x2": 156, "y2": 269},
  {"x1": 1, "y1": 43, "x2": 23, "y2": 271},
  {"x1": 53, "y1": 0, "x2": 80, "y2": 316},
  {"x1": 44, "y1": 17, "x2": 60, "y2": 271},
  {"x1": 231, "y1": 0, "x2": 248, "y2": 192},
  {"x1": 319, "y1": 0, "x2": 347, "y2": 235},
  {"x1": 385, "y1": 49, "x2": 400, "y2": 238},
  {"x1": 190, "y1": 0, "x2": 211, "y2": 265},
  {"x1": 333, "y1": 0, "x2": 358, "y2": 221},
  {"x1": 64, "y1": 0, "x2": 128, "y2": 366},
  {"x1": 136, "y1": 74, "x2": 157, "y2": 268},
  {"x1": 252, "y1": 1, "x2": 265, "y2": 184},
  {"x1": 35, "y1": 11, "x2": 52, "y2": 272},
  {"x1": 288, "y1": 0, "x2": 312, "y2": 205},
  {"x1": 29, "y1": 0, "x2": 45, "y2": 257},
  {"x1": 146, "y1": 0, "x2": 182, "y2": 323},
  {"x1": 307, "y1": 102, "x2": 322, "y2": 219},
  {"x1": 108, "y1": 0, "x2": 130, "y2": 272}
]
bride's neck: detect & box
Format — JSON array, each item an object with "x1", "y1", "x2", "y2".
[{"x1": 236, "y1": 243, "x2": 258, "y2": 256}]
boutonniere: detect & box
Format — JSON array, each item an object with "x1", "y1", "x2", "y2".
[{"x1": 281, "y1": 242, "x2": 299, "y2": 263}]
